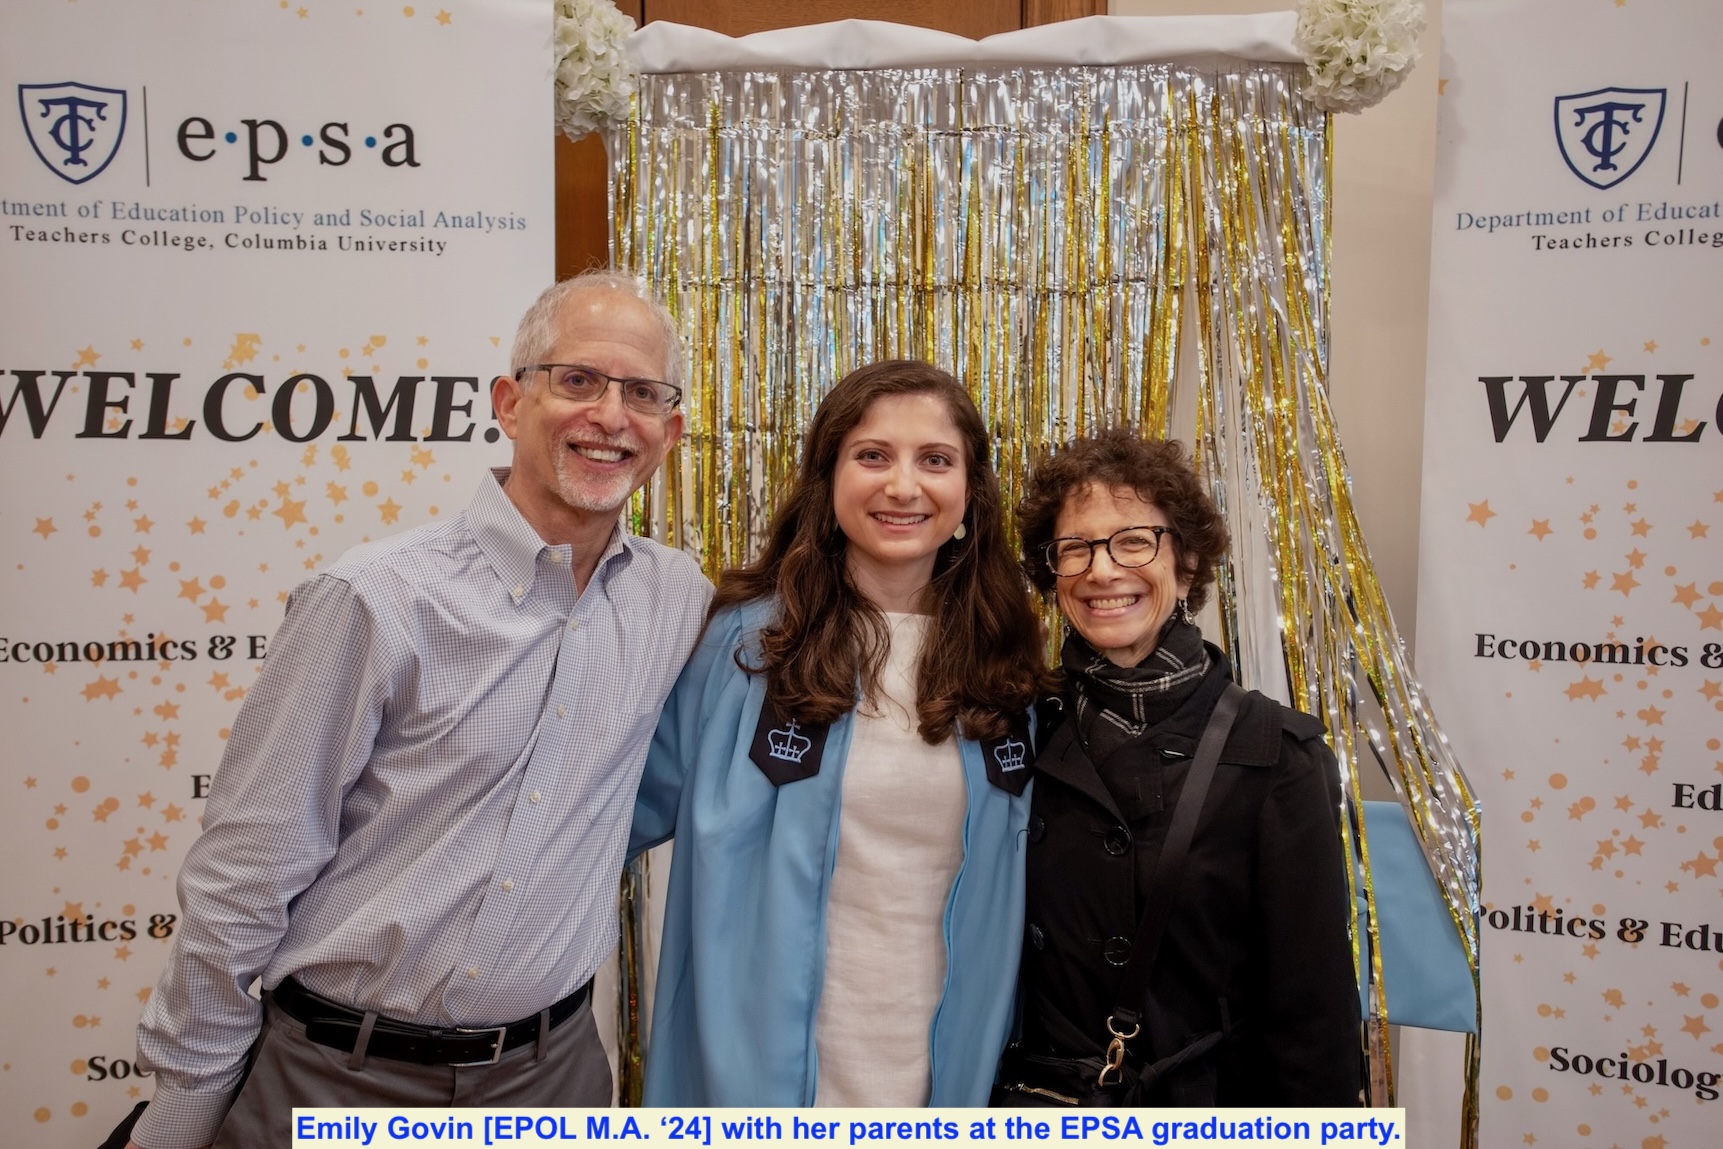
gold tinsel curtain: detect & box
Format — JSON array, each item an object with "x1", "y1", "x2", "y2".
[{"x1": 610, "y1": 55, "x2": 1480, "y2": 1133}]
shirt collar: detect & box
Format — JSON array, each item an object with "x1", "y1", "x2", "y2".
[{"x1": 469, "y1": 468, "x2": 635, "y2": 604}]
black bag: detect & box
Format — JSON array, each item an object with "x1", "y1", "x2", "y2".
[{"x1": 97, "y1": 1101, "x2": 147, "y2": 1149}]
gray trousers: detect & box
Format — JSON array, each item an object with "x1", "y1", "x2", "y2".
[{"x1": 211, "y1": 992, "x2": 612, "y2": 1148}]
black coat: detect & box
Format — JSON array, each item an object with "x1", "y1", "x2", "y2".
[{"x1": 1015, "y1": 653, "x2": 1364, "y2": 1106}]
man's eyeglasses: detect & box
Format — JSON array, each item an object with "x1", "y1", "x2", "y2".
[
  {"x1": 514, "y1": 364, "x2": 682, "y2": 415},
  {"x1": 1044, "y1": 525, "x2": 1173, "y2": 578}
]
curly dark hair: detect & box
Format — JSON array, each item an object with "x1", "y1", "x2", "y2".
[
  {"x1": 712, "y1": 360, "x2": 1049, "y2": 743},
  {"x1": 1016, "y1": 429, "x2": 1230, "y2": 613}
]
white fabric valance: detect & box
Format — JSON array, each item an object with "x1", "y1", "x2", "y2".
[{"x1": 626, "y1": 13, "x2": 1301, "y2": 74}]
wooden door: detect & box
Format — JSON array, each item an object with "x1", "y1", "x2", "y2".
[{"x1": 554, "y1": 0, "x2": 1102, "y2": 279}]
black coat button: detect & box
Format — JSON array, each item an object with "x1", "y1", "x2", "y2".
[
  {"x1": 1103, "y1": 936, "x2": 1131, "y2": 966},
  {"x1": 1030, "y1": 924, "x2": 1046, "y2": 951},
  {"x1": 1029, "y1": 815, "x2": 1046, "y2": 843},
  {"x1": 1104, "y1": 827, "x2": 1130, "y2": 855}
]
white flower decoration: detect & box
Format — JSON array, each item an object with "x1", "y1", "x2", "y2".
[
  {"x1": 554, "y1": 0, "x2": 638, "y2": 141},
  {"x1": 1295, "y1": 0, "x2": 1426, "y2": 114}
]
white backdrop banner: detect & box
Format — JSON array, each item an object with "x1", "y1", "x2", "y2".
[
  {"x1": 1418, "y1": 1, "x2": 1723, "y2": 1146},
  {"x1": 0, "y1": 1, "x2": 550, "y2": 1142}
]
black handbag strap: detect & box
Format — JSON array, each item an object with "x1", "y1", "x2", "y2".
[{"x1": 1106, "y1": 681, "x2": 1245, "y2": 1037}]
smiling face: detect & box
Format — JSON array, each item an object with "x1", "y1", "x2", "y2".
[
  {"x1": 831, "y1": 391, "x2": 969, "y2": 611},
  {"x1": 492, "y1": 287, "x2": 683, "y2": 544},
  {"x1": 1053, "y1": 481, "x2": 1193, "y2": 667}
]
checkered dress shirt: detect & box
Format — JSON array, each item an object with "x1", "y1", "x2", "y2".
[{"x1": 133, "y1": 470, "x2": 711, "y2": 1149}]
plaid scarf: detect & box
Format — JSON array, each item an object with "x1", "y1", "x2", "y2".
[{"x1": 1062, "y1": 619, "x2": 1211, "y2": 766}]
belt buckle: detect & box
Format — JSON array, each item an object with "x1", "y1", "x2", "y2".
[{"x1": 449, "y1": 1025, "x2": 509, "y2": 1066}]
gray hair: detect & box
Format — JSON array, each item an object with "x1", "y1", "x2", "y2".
[{"x1": 508, "y1": 270, "x2": 685, "y2": 393}]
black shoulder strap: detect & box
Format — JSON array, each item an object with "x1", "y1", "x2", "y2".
[{"x1": 1106, "y1": 681, "x2": 1245, "y2": 1035}]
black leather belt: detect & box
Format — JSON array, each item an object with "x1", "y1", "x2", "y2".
[{"x1": 271, "y1": 975, "x2": 591, "y2": 1067}]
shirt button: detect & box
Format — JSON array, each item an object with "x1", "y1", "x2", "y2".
[
  {"x1": 467, "y1": 966, "x2": 481, "y2": 979},
  {"x1": 569, "y1": 619, "x2": 580, "y2": 632},
  {"x1": 511, "y1": 586, "x2": 525, "y2": 600},
  {"x1": 547, "y1": 551, "x2": 562, "y2": 563},
  {"x1": 555, "y1": 705, "x2": 566, "y2": 718},
  {"x1": 529, "y1": 791, "x2": 541, "y2": 804},
  {"x1": 1029, "y1": 923, "x2": 1045, "y2": 951},
  {"x1": 1103, "y1": 936, "x2": 1132, "y2": 966},
  {"x1": 1104, "y1": 827, "x2": 1131, "y2": 855},
  {"x1": 501, "y1": 879, "x2": 514, "y2": 891}
]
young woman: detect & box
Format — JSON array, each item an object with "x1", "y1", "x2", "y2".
[{"x1": 630, "y1": 359, "x2": 1049, "y2": 1106}]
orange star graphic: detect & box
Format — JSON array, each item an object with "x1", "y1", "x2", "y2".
[
  {"x1": 72, "y1": 345, "x2": 100, "y2": 369},
  {"x1": 1565, "y1": 677, "x2": 1606, "y2": 701},
  {"x1": 82, "y1": 676, "x2": 121, "y2": 701},
  {"x1": 32, "y1": 517, "x2": 56, "y2": 539},
  {"x1": 1610, "y1": 570, "x2": 1639, "y2": 596},
  {"x1": 1690, "y1": 520, "x2": 1710, "y2": 538},
  {"x1": 133, "y1": 514, "x2": 154, "y2": 534},
  {"x1": 1685, "y1": 852, "x2": 1718, "y2": 877},
  {"x1": 1697, "y1": 603, "x2": 1723, "y2": 630},
  {"x1": 1674, "y1": 582, "x2": 1703, "y2": 608},
  {"x1": 1637, "y1": 705, "x2": 1665, "y2": 725},
  {"x1": 187, "y1": 516, "x2": 207, "y2": 534},
  {"x1": 201, "y1": 599, "x2": 230, "y2": 624},
  {"x1": 1621, "y1": 835, "x2": 1644, "y2": 855},
  {"x1": 1466, "y1": 501, "x2": 1496, "y2": 526},
  {"x1": 1603, "y1": 987, "x2": 1626, "y2": 1008},
  {"x1": 1582, "y1": 571, "x2": 1600, "y2": 589},
  {"x1": 153, "y1": 700, "x2": 180, "y2": 721},
  {"x1": 273, "y1": 497, "x2": 308, "y2": 528},
  {"x1": 1673, "y1": 982, "x2": 1691, "y2": 997},
  {"x1": 1584, "y1": 349, "x2": 1612, "y2": 372},
  {"x1": 1624, "y1": 548, "x2": 1646, "y2": 569},
  {"x1": 117, "y1": 567, "x2": 146, "y2": 593},
  {"x1": 1630, "y1": 517, "x2": 1652, "y2": 536},
  {"x1": 378, "y1": 497, "x2": 403, "y2": 524},
  {"x1": 161, "y1": 803, "x2": 184, "y2": 823},
  {"x1": 90, "y1": 569, "x2": 108, "y2": 588},
  {"x1": 1528, "y1": 519, "x2": 1553, "y2": 540},
  {"x1": 177, "y1": 578, "x2": 204, "y2": 603},
  {"x1": 1682, "y1": 1015, "x2": 1711, "y2": 1039},
  {"x1": 1700, "y1": 681, "x2": 1722, "y2": 701},
  {"x1": 146, "y1": 831, "x2": 169, "y2": 852}
]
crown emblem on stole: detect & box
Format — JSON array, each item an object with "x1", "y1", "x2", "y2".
[
  {"x1": 767, "y1": 720, "x2": 813, "y2": 764},
  {"x1": 993, "y1": 736, "x2": 1027, "y2": 772}
]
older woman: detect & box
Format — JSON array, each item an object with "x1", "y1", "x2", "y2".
[{"x1": 997, "y1": 429, "x2": 1362, "y2": 1107}]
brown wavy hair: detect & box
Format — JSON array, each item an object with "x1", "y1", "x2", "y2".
[
  {"x1": 1016, "y1": 430, "x2": 1230, "y2": 612},
  {"x1": 711, "y1": 360, "x2": 1048, "y2": 743}
]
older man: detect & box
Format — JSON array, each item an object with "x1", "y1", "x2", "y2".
[{"x1": 128, "y1": 272, "x2": 711, "y2": 1149}]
